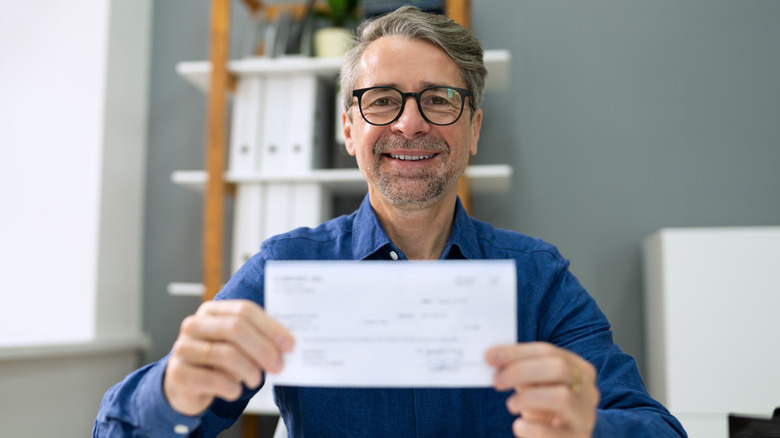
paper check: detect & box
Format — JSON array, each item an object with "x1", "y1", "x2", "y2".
[{"x1": 264, "y1": 260, "x2": 516, "y2": 387}]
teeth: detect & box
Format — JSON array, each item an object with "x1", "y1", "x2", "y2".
[{"x1": 389, "y1": 154, "x2": 434, "y2": 161}]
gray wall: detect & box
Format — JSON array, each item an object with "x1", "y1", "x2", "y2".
[
  {"x1": 144, "y1": 0, "x2": 780, "y2": 382},
  {"x1": 469, "y1": 0, "x2": 780, "y2": 373},
  {"x1": 143, "y1": 1, "x2": 244, "y2": 362}
]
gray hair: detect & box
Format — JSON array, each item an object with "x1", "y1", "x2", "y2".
[{"x1": 339, "y1": 5, "x2": 487, "y2": 118}]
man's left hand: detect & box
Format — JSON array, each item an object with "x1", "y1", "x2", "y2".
[{"x1": 486, "y1": 342, "x2": 600, "y2": 438}]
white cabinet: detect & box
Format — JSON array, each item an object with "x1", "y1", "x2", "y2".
[{"x1": 642, "y1": 227, "x2": 780, "y2": 437}]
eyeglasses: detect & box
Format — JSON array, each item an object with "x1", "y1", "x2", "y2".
[{"x1": 351, "y1": 86, "x2": 471, "y2": 126}]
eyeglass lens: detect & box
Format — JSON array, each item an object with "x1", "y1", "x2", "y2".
[{"x1": 359, "y1": 87, "x2": 465, "y2": 126}]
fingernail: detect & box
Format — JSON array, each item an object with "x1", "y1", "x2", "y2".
[
  {"x1": 513, "y1": 418, "x2": 528, "y2": 435},
  {"x1": 278, "y1": 335, "x2": 293, "y2": 351},
  {"x1": 492, "y1": 372, "x2": 504, "y2": 388}
]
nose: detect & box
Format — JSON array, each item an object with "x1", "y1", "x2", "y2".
[{"x1": 391, "y1": 96, "x2": 431, "y2": 139}]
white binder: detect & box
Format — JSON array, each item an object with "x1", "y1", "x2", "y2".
[
  {"x1": 258, "y1": 75, "x2": 290, "y2": 175},
  {"x1": 231, "y1": 183, "x2": 266, "y2": 273},
  {"x1": 285, "y1": 74, "x2": 331, "y2": 173},
  {"x1": 228, "y1": 77, "x2": 264, "y2": 175}
]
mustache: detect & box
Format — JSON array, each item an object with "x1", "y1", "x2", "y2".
[{"x1": 373, "y1": 135, "x2": 449, "y2": 155}]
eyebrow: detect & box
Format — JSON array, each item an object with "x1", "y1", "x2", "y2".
[{"x1": 366, "y1": 81, "x2": 455, "y2": 91}]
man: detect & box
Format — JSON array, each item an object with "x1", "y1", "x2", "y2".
[{"x1": 95, "y1": 6, "x2": 686, "y2": 437}]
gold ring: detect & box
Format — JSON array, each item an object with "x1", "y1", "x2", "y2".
[
  {"x1": 201, "y1": 341, "x2": 213, "y2": 366},
  {"x1": 570, "y1": 366, "x2": 582, "y2": 393}
]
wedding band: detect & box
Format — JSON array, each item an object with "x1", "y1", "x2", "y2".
[
  {"x1": 570, "y1": 366, "x2": 582, "y2": 393},
  {"x1": 201, "y1": 341, "x2": 213, "y2": 366}
]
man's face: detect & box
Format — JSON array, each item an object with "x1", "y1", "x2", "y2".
[{"x1": 343, "y1": 36, "x2": 482, "y2": 209}]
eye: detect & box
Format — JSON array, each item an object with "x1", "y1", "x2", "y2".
[
  {"x1": 363, "y1": 89, "x2": 402, "y2": 111},
  {"x1": 373, "y1": 97, "x2": 392, "y2": 107},
  {"x1": 421, "y1": 88, "x2": 460, "y2": 110}
]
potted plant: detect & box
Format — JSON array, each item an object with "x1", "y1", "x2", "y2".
[{"x1": 314, "y1": 0, "x2": 360, "y2": 57}]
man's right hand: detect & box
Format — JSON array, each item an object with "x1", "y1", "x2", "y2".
[{"x1": 163, "y1": 299, "x2": 294, "y2": 416}]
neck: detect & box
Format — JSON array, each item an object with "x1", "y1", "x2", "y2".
[{"x1": 369, "y1": 190, "x2": 458, "y2": 260}]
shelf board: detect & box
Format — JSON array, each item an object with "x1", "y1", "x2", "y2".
[
  {"x1": 171, "y1": 164, "x2": 511, "y2": 195},
  {"x1": 176, "y1": 49, "x2": 511, "y2": 93},
  {"x1": 166, "y1": 282, "x2": 206, "y2": 297},
  {"x1": 227, "y1": 168, "x2": 367, "y2": 193},
  {"x1": 0, "y1": 335, "x2": 150, "y2": 362}
]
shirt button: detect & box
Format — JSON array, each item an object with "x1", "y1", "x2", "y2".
[
  {"x1": 389, "y1": 250, "x2": 399, "y2": 260},
  {"x1": 173, "y1": 424, "x2": 190, "y2": 434}
]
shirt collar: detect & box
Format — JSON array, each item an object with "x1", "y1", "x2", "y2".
[
  {"x1": 352, "y1": 195, "x2": 394, "y2": 260},
  {"x1": 351, "y1": 195, "x2": 482, "y2": 261},
  {"x1": 445, "y1": 197, "x2": 481, "y2": 260}
]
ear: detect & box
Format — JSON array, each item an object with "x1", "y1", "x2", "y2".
[
  {"x1": 342, "y1": 109, "x2": 356, "y2": 156},
  {"x1": 469, "y1": 108, "x2": 482, "y2": 156}
]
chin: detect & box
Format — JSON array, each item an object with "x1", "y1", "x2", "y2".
[{"x1": 378, "y1": 179, "x2": 455, "y2": 209}]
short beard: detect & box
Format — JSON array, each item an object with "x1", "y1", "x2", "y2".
[{"x1": 368, "y1": 135, "x2": 463, "y2": 209}]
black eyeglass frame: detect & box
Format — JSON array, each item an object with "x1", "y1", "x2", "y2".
[{"x1": 351, "y1": 86, "x2": 472, "y2": 126}]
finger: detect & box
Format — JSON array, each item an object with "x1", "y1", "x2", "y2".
[
  {"x1": 185, "y1": 301, "x2": 293, "y2": 372},
  {"x1": 486, "y1": 342, "x2": 561, "y2": 367},
  {"x1": 185, "y1": 365, "x2": 241, "y2": 401},
  {"x1": 488, "y1": 343, "x2": 598, "y2": 392},
  {"x1": 206, "y1": 341, "x2": 264, "y2": 387},
  {"x1": 183, "y1": 365, "x2": 245, "y2": 402},
  {"x1": 512, "y1": 416, "x2": 562, "y2": 438},
  {"x1": 506, "y1": 376, "x2": 601, "y2": 435},
  {"x1": 495, "y1": 356, "x2": 570, "y2": 391},
  {"x1": 180, "y1": 314, "x2": 287, "y2": 374},
  {"x1": 175, "y1": 338, "x2": 263, "y2": 388},
  {"x1": 165, "y1": 354, "x2": 245, "y2": 416},
  {"x1": 198, "y1": 300, "x2": 295, "y2": 351},
  {"x1": 506, "y1": 384, "x2": 577, "y2": 420}
]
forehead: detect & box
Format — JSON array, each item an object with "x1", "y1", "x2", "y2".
[{"x1": 356, "y1": 36, "x2": 464, "y2": 90}]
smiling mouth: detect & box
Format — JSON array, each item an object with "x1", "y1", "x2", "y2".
[{"x1": 387, "y1": 153, "x2": 437, "y2": 161}]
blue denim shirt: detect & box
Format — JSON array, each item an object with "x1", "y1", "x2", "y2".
[{"x1": 94, "y1": 196, "x2": 686, "y2": 437}]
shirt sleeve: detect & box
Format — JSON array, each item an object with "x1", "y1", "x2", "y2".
[
  {"x1": 93, "y1": 259, "x2": 268, "y2": 437},
  {"x1": 93, "y1": 356, "x2": 203, "y2": 437},
  {"x1": 537, "y1": 254, "x2": 688, "y2": 438}
]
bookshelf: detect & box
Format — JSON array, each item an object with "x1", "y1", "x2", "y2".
[{"x1": 175, "y1": 50, "x2": 510, "y2": 94}]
